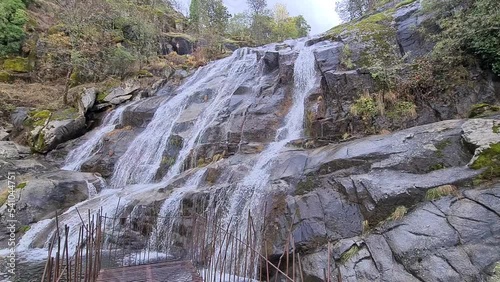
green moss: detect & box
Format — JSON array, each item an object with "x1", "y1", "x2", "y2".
[
  {"x1": 493, "y1": 124, "x2": 500, "y2": 134},
  {"x1": 197, "y1": 158, "x2": 207, "y2": 168},
  {"x1": 296, "y1": 176, "x2": 317, "y2": 195},
  {"x1": 492, "y1": 262, "x2": 500, "y2": 282},
  {"x1": 16, "y1": 182, "x2": 27, "y2": 189},
  {"x1": 34, "y1": 132, "x2": 46, "y2": 152},
  {"x1": 340, "y1": 245, "x2": 359, "y2": 263},
  {"x1": 165, "y1": 32, "x2": 195, "y2": 42},
  {"x1": 340, "y1": 44, "x2": 355, "y2": 70},
  {"x1": 0, "y1": 190, "x2": 8, "y2": 206},
  {"x1": 28, "y1": 110, "x2": 52, "y2": 127},
  {"x1": 53, "y1": 107, "x2": 79, "y2": 120},
  {"x1": 97, "y1": 92, "x2": 108, "y2": 103},
  {"x1": 435, "y1": 139, "x2": 452, "y2": 158},
  {"x1": 387, "y1": 101, "x2": 417, "y2": 120},
  {"x1": 470, "y1": 143, "x2": 500, "y2": 180},
  {"x1": 469, "y1": 103, "x2": 500, "y2": 118},
  {"x1": 395, "y1": 0, "x2": 417, "y2": 8},
  {"x1": 425, "y1": 185, "x2": 458, "y2": 200},
  {"x1": 429, "y1": 163, "x2": 445, "y2": 171},
  {"x1": 3, "y1": 57, "x2": 32, "y2": 73},
  {"x1": 161, "y1": 156, "x2": 176, "y2": 167},
  {"x1": 0, "y1": 71, "x2": 12, "y2": 82},
  {"x1": 137, "y1": 69, "x2": 153, "y2": 77},
  {"x1": 47, "y1": 24, "x2": 66, "y2": 35},
  {"x1": 69, "y1": 71, "x2": 79, "y2": 87},
  {"x1": 169, "y1": 135, "x2": 184, "y2": 148},
  {"x1": 19, "y1": 225, "x2": 30, "y2": 233}
]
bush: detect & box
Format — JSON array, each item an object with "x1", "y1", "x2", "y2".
[
  {"x1": 426, "y1": 0, "x2": 500, "y2": 75},
  {"x1": 105, "y1": 46, "x2": 138, "y2": 78},
  {"x1": 0, "y1": 0, "x2": 28, "y2": 56}
]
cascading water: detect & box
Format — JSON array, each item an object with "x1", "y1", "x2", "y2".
[
  {"x1": 215, "y1": 45, "x2": 319, "y2": 276},
  {"x1": 12, "y1": 47, "x2": 264, "y2": 262},
  {"x1": 62, "y1": 104, "x2": 129, "y2": 171},
  {"x1": 164, "y1": 48, "x2": 258, "y2": 182},
  {"x1": 110, "y1": 48, "x2": 257, "y2": 189},
  {"x1": 150, "y1": 168, "x2": 207, "y2": 252}
]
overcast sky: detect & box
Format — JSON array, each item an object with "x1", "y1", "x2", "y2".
[{"x1": 177, "y1": 0, "x2": 341, "y2": 35}]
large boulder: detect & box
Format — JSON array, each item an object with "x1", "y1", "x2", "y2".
[
  {"x1": 29, "y1": 115, "x2": 86, "y2": 153},
  {"x1": 12, "y1": 171, "x2": 102, "y2": 225}
]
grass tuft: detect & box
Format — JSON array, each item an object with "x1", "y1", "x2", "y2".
[
  {"x1": 425, "y1": 185, "x2": 458, "y2": 200},
  {"x1": 340, "y1": 245, "x2": 360, "y2": 263},
  {"x1": 389, "y1": 206, "x2": 407, "y2": 221}
]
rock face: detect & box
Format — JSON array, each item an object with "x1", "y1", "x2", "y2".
[
  {"x1": 29, "y1": 116, "x2": 86, "y2": 153},
  {"x1": 2, "y1": 1, "x2": 500, "y2": 281},
  {"x1": 14, "y1": 171, "x2": 101, "y2": 225}
]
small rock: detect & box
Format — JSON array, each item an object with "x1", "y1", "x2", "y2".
[
  {"x1": 110, "y1": 95, "x2": 133, "y2": 105},
  {"x1": 79, "y1": 87, "x2": 96, "y2": 114}
]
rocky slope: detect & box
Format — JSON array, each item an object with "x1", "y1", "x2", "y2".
[{"x1": 0, "y1": 0, "x2": 500, "y2": 281}]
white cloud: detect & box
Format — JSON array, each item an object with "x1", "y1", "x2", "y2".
[{"x1": 178, "y1": 0, "x2": 341, "y2": 35}]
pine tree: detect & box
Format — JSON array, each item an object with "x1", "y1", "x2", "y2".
[{"x1": 189, "y1": 0, "x2": 200, "y2": 31}]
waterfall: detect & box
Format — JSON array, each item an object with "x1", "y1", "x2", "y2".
[
  {"x1": 217, "y1": 46, "x2": 319, "y2": 275},
  {"x1": 150, "y1": 168, "x2": 207, "y2": 253},
  {"x1": 62, "y1": 105, "x2": 129, "y2": 171},
  {"x1": 110, "y1": 49, "x2": 257, "y2": 188},
  {"x1": 164, "y1": 48, "x2": 258, "y2": 181}
]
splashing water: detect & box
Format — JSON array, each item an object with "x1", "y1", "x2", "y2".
[
  {"x1": 62, "y1": 105, "x2": 129, "y2": 171},
  {"x1": 164, "y1": 49, "x2": 258, "y2": 181},
  {"x1": 110, "y1": 49, "x2": 257, "y2": 188},
  {"x1": 150, "y1": 168, "x2": 207, "y2": 253},
  {"x1": 217, "y1": 46, "x2": 319, "y2": 276}
]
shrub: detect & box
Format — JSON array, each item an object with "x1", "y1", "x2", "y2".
[
  {"x1": 425, "y1": 0, "x2": 500, "y2": 75},
  {"x1": 105, "y1": 46, "x2": 138, "y2": 78},
  {"x1": 0, "y1": 0, "x2": 28, "y2": 56}
]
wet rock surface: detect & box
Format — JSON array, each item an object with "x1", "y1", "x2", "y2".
[{"x1": 1, "y1": 2, "x2": 499, "y2": 280}]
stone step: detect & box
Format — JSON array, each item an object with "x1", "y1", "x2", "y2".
[{"x1": 96, "y1": 260, "x2": 203, "y2": 282}]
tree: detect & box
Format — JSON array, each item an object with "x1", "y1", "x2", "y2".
[
  {"x1": 227, "y1": 12, "x2": 252, "y2": 39},
  {"x1": 335, "y1": 0, "x2": 375, "y2": 22},
  {"x1": 247, "y1": 0, "x2": 267, "y2": 15},
  {"x1": 293, "y1": 15, "x2": 310, "y2": 37},
  {"x1": 0, "y1": 0, "x2": 28, "y2": 56},
  {"x1": 270, "y1": 4, "x2": 310, "y2": 42},
  {"x1": 273, "y1": 3, "x2": 289, "y2": 22},
  {"x1": 189, "y1": 0, "x2": 201, "y2": 30}
]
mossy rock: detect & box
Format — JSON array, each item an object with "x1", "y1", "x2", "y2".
[
  {"x1": 97, "y1": 92, "x2": 109, "y2": 103},
  {"x1": 3, "y1": 57, "x2": 32, "y2": 73},
  {"x1": 27, "y1": 110, "x2": 52, "y2": 127},
  {"x1": 165, "y1": 32, "x2": 195, "y2": 42},
  {"x1": 470, "y1": 143, "x2": 500, "y2": 180},
  {"x1": 296, "y1": 176, "x2": 318, "y2": 195},
  {"x1": 53, "y1": 107, "x2": 79, "y2": 120},
  {"x1": 0, "y1": 71, "x2": 12, "y2": 82},
  {"x1": 137, "y1": 69, "x2": 154, "y2": 78},
  {"x1": 469, "y1": 103, "x2": 500, "y2": 118}
]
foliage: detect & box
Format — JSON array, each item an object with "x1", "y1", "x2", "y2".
[
  {"x1": 470, "y1": 143, "x2": 500, "y2": 180},
  {"x1": 335, "y1": 0, "x2": 374, "y2": 22},
  {"x1": 0, "y1": 0, "x2": 28, "y2": 56},
  {"x1": 226, "y1": 2, "x2": 310, "y2": 45},
  {"x1": 3, "y1": 57, "x2": 31, "y2": 72},
  {"x1": 105, "y1": 46, "x2": 138, "y2": 78},
  {"x1": 351, "y1": 93, "x2": 378, "y2": 120},
  {"x1": 425, "y1": 0, "x2": 500, "y2": 75}
]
